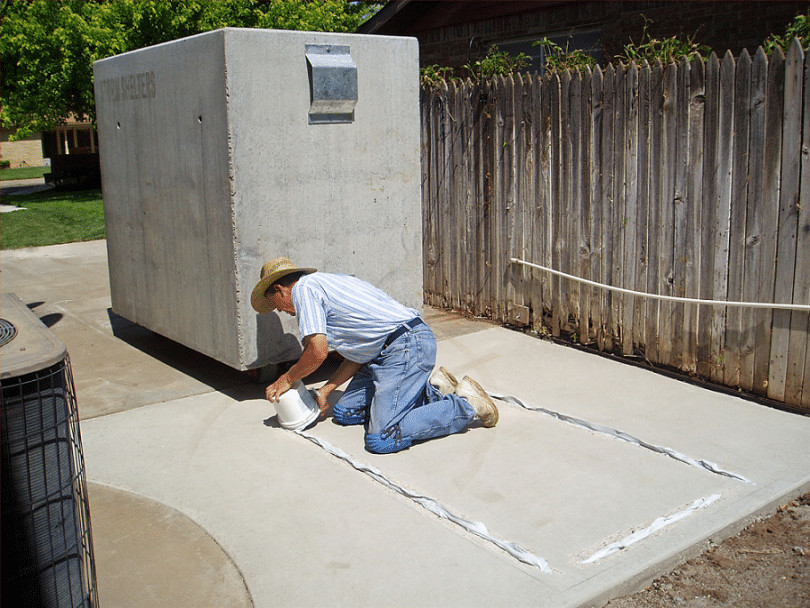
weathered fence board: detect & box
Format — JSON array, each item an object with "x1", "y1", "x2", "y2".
[
  {"x1": 646, "y1": 62, "x2": 664, "y2": 363},
  {"x1": 710, "y1": 51, "x2": 735, "y2": 384},
  {"x1": 612, "y1": 66, "x2": 627, "y2": 347},
  {"x1": 786, "y1": 58, "x2": 810, "y2": 407},
  {"x1": 589, "y1": 67, "x2": 605, "y2": 347},
  {"x1": 741, "y1": 48, "x2": 769, "y2": 392},
  {"x1": 514, "y1": 73, "x2": 530, "y2": 322},
  {"x1": 622, "y1": 63, "x2": 640, "y2": 356},
  {"x1": 633, "y1": 62, "x2": 651, "y2": 355},
  {"x1": 697, "y1": 53, "x2": 720, "y2": 378},
  {"x1": 421, "y1": 43, "x2": 810, "y2": 411},
  {"x1": 600, "y1": 65, "x2": 616, "y2": 350},
  {"x1": 661, "y1": 61, "x2": 679, "y2": 369},
  {"x1": 769, "y1": 40, "x2": 804, "y2": 401},
  {"x1": 672, "y1": 57, "x2": 692, "y2": 372},
  {"x1": 725, "y1": 49, "x2": 752, "y2": 388},
  {"x1": 754, "y1": 48, "x2": 784, "y2": 396},
  {"x1": 683, "y1": 57, "x2": 705, "y2": 374}
]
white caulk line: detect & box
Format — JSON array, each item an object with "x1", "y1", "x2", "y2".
[
  {"x1": 489, "y1": 393, "x2": 753, "y2": 484},
  {"x1": 581, "y1": 494, "x2": 722, "y2": 564},
  {"x1": 294, "y1": 429, "x2": 553, "y2": 574}
]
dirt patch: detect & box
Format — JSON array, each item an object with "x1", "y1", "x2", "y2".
[{"x1": 603, "y1": 493, "x2": 810, "y2": 608}]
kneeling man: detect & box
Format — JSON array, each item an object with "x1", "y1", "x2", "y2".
[{"x1": 252, "y1": 257, "x2": 498, "y2": 454}]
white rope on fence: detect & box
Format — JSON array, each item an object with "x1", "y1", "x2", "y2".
[{"x1": 510, "y1": 258, "x2": 810, "y2": 311}]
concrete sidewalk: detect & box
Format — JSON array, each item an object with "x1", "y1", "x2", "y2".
[
  {"x1": 1, "y1": 176, "x2": 53, "y2": 200},
  {"x1": 2, "y1": 240, "x2": 809, "y2": 607}
]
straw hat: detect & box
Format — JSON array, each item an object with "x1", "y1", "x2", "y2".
[{"x1": 251, "y1": 257, "x2": 316, "y2": 313}]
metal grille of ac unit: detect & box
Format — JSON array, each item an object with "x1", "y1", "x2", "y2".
[{"x1": 1, "y1": 294, "x2": 98, "y2": 608}]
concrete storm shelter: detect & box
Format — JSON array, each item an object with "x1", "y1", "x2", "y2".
[{"x1": 93, "y1": 28, "x2": 422, "y2": 370}]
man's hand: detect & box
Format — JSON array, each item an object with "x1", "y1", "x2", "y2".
[
  {"x1": 264, "y1": 333, "x2": 329, "y2": 404},
  {"x1": 311, "y1": 358, "x2": 362, "y2": 418},
  {"x1": 265, "y1": 374, "x2": 293, "y2": 402},
  {"x1": 314, "y1": 388, "x2": 330, "y2": 417}
]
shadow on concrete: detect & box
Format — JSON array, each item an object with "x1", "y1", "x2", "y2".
[
  {"x1": 107, "y1": 308, "x2": 249, "y2": 392},
  {"x1": 38, "y1": 313, "x2": 64, "y2": 328},
  {"x1": 0, "y1": 184, "x2": 53, "y2": 196},
  {"x1": 24, "y1": 301, "x2": 62, "y2": 328}
]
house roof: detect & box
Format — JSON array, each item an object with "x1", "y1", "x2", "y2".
[{"x1": 358, "y1": 1, "x2": 568, "y2": 35}]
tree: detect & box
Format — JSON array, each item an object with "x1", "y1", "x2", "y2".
[{"x1": 0, "y1": 0, "x2": 380, "y2": 140}]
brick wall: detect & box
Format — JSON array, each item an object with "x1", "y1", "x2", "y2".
[{"x1": 1, "y1": 130, "x2": 45, "y2": 168}]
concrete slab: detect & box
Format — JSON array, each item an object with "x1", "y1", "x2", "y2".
[{"x1": 3, "y1": 241, "x2": 810, "y2": 607}]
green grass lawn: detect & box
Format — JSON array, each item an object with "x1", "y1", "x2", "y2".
[
  {"x1": 1, "y1": 188, "x2": 105, "y2": 249},
  {"x1": 1, "y1": 165, "x2": 50, "y2": 180}
]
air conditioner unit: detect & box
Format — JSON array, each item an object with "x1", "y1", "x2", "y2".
[{"x1": 1, "y1": 293, "x2": 98, "y2": 608}]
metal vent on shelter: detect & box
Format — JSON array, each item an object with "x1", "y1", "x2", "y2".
[
  {"x1": 306, "y1": 43, "x2": 358, "y2": 124},
  {"x1": 0, "y1": 318, "x2": 17, "y2": 346},
  {"x1": 0, "y1": 294, "x2": 98, "y2": 608}
]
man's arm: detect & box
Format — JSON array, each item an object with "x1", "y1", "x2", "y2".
[
  {"x1": 313, "y1": 357, "x2": 362, "y2": 415},
  {"x1": 265, "y1": 333, "x2": 329, "y2": 402}
]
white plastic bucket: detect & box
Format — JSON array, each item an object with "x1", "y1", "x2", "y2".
[{"x1": 274, "y1": 381, "x2": 319, "y2": 430}]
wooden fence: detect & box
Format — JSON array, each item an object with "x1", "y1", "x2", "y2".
[{"x1": 421, "y1": 40, "x2": 810, "y2": 411}]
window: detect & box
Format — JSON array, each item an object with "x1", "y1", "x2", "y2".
[{"x1": 495, "y1": 29, "x2": 603, "y2": 74}]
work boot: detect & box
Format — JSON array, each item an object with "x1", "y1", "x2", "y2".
[
  {"x1": 455, "y1": 376, "x2": 499, "y2": 428},
  {"x1": 429, "y1": 366, "x2": 459, "y2": 394}
]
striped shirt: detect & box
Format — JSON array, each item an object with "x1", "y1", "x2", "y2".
[{"x1": 292, "y1": 272, "x2": 419, "y2": 364}]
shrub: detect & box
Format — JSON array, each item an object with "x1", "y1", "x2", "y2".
[
  {"x1": 533, "y1": 38, "x2": 597, "y2": 73},
  {"x1": 463, "y1": 45, "x2": 530, "y2": 80},
  {"x1": 420, "y1": 64, "x2": 456, "y2": 86},
  {"x1": 763, "y1": 11, "x2": 810, "y2": 53},
  {"x1": 618, "y1": 17, "x2": 711, "y2": 65}
]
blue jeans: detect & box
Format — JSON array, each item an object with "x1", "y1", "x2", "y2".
[{"x1": 333, "y1": 323, "x2": 475, "y2": 453}]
